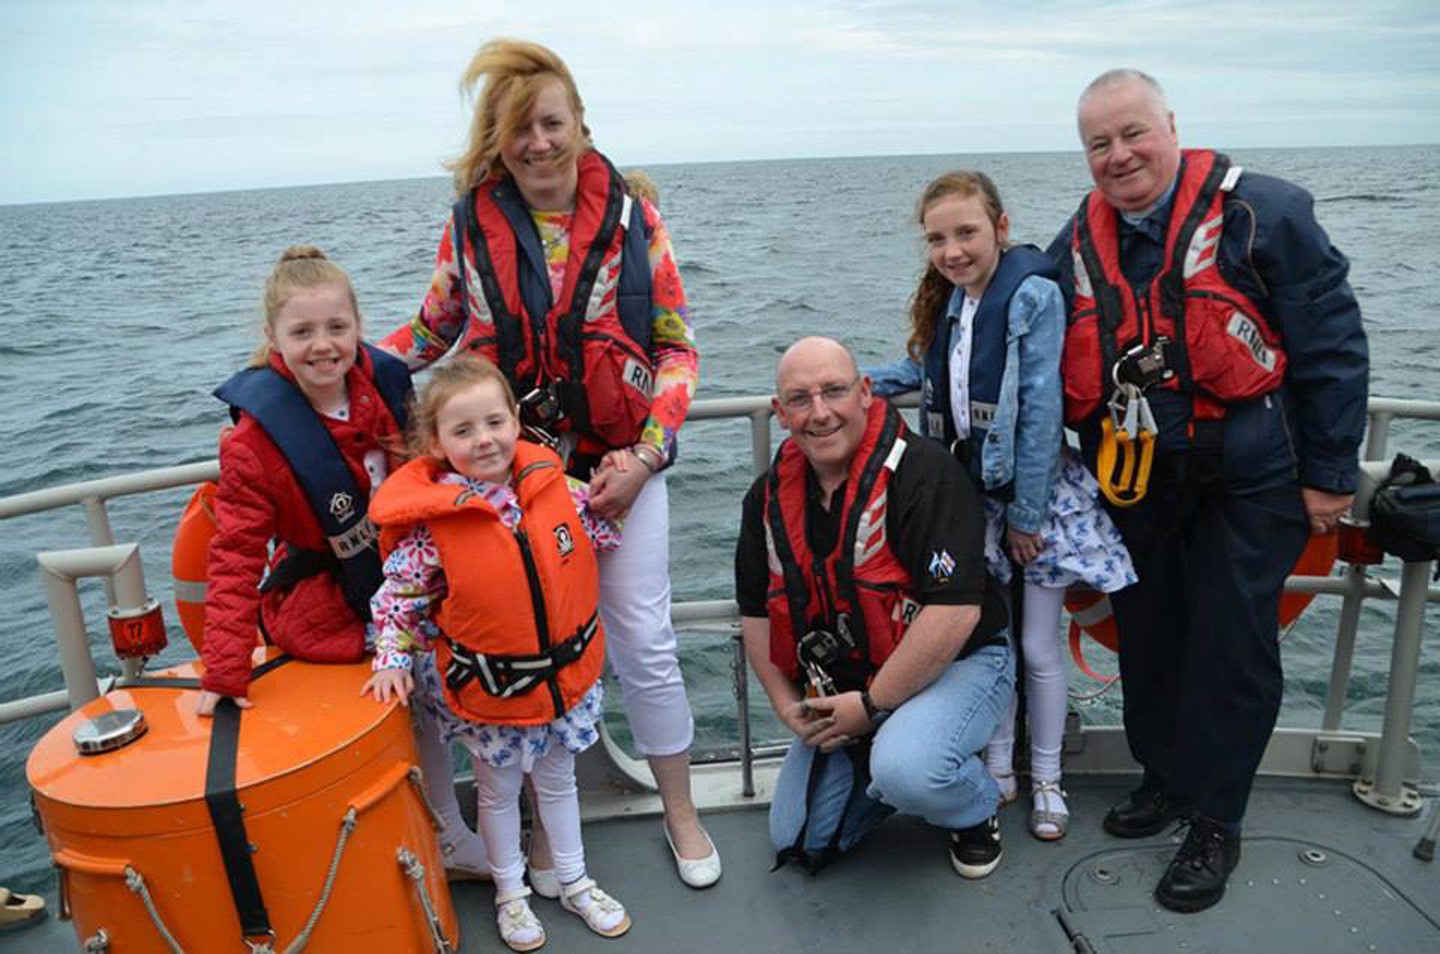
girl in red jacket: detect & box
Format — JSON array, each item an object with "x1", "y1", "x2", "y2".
[
  {"x1": 365, "y1": 355, "x2": 629, "y2": 951},
  {"x1": 196, "y1": 246, "x2": 491, "y2": 879}
]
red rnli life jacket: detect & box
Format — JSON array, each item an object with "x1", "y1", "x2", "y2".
[
  {"x1": 371, "y1": 443, "x2": 605, "y2": 726},
  {"x1": 454, "y1": 149, "x2": 655, "y2": 450},
  {"x1": 763, "y1": 400, "x2": 920, "y2": 686},
  {"x1": 1061, "y1": 149, "x2": 1287, "y2": 427}
]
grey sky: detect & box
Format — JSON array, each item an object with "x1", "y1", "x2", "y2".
[{"x1": 2, "y1": 0, "x2": 1436, "y2": 204}]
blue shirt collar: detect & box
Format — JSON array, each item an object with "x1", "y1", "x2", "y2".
[{"x1": 1119, "y1": 175, "x2": 1179, "y2": 230}]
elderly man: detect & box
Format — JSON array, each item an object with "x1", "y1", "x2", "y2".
[
  {"x1": 1047, "y1": 70, "x2": 1368, "y2": 912},
  {"x1": 733, "y1": 336, "x2": 1013, "y2": 876}
]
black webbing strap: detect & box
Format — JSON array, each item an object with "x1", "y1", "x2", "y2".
[
  {"x1": 119, "y1": 654, "x2": 294, "y2": 692},
  {"x1": 444, "y1": 616, "x2": 598, "y2": 699},
  {"x1": 205, "y1": 698, "x2": 273, "y2": 942},
  {"x1": 1159, "y1": 152, "x2": 1233, "y2": 394},
  {"x1": 833, "y1": 404, "x2": 903, "y2": 664},
  {"x1": 1073, "y1": 197, "x2": 1124, "y2": 390},
  {"x1": 454, "y1": 189, "x2": 525, "y2": 387},
  {"x1": 200, "y1": 655, "x2": 292, "y2": 943}
]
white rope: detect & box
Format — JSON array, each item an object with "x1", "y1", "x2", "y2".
[
  {"x1": 397, "y1": 847, "x2": 455, "y2": 953},
  {"x1": 407, "y1": 766, "x2": 446, "y2": 833},
  {"x1": 124, "y1": 866, "x2": 185, "y2": 954},
  {"x1": 280, "y1": 808, "x2": 359, "y2": 954}
]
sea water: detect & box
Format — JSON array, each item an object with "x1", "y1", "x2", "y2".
[{"x1": 1, "y1": 146, "x2": 1437, "y2": 889}]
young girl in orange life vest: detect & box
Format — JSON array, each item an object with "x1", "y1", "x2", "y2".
[{"x1": 364, "y1": 354, "x2": 630, "y2": 951}]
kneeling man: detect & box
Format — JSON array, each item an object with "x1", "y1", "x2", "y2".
[{"x1": 735, "y1": 336, "x2": 1013, "y2": 876}]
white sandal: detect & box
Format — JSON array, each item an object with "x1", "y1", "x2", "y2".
[
  {"x1": 1030, "y1": 779, "x2": 1070, "y2": 841},
  {"x1": 559, "y1": 876, "x2": 631, "y2": 938},
  {"x1": 494, "y1": 886, "x2": 546, "y2": 952}
]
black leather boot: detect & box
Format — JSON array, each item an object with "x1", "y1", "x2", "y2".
[
  {"x1": 1103, "y1": 785, "x2": 1192, "y2": 838},
  {"x1": 1155, "y1": 816, "x2": 1242, "y2": 913}
]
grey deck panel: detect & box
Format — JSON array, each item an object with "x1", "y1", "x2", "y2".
[{"x1": 5, "y1": 776, "x2": 1437, "y2": 952}]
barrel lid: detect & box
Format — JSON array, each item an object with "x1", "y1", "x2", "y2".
[
  {"x1": 72, "y1": 708, "x2": 147, "y2": 755},
  {"x1": 26, "y1": 649, "x2": 397, "y2": 810}
]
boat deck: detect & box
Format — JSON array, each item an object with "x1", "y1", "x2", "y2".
[{"x1": 5, "y1": 773, "x2": 1437, "y2": 952}]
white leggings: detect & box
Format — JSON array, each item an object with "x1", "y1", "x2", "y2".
[
  {"x1": 474, "y1": 745, "x2": 585, "y2": 895},
  {"x1": 988, "y1": 581, "x2": 1068, "y2": 782},
  {"x1": 596, "y1": 473, "x2": 694, "y2": 756}
]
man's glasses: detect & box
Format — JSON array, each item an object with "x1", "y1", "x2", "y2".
[{"x1": 778, "y1": 378, "x2": 859, "y2": 413}]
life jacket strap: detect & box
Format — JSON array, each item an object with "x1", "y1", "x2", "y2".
[{"x1": 444, "y1": 612, "x2": 600, "y2": 698}]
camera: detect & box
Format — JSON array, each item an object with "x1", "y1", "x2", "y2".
[{"x1": 797, "y1": 615, "x2": 856, "y2": 697}]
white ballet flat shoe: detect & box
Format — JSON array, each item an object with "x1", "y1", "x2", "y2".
[{"x1": 664, "y1": 820, "x2": 722, "y2": 889}]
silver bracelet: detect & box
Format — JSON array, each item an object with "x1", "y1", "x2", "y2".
[{"x1": 631, "y1": 444, "x2": 664, "y2": 472}]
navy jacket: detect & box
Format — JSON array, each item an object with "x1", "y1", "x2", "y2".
[{"x1": 1046, "y1": 164, "x2": 1369, "y2": 495}]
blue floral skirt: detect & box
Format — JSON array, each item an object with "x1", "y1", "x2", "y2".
[
  {"x1": 983, "y1": 444, "x2": 1137, "y2": 593},
  {"x1": 413, "y1": 652, "x2": 604, "y2": 772}
]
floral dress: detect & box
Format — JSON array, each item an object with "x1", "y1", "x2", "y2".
[
  {"x1": 370, "y1": 472, "x2": 621, "y2": 771},
  {"x1": 982, "y1": 443, "x2": 1137, "y2": 592}
]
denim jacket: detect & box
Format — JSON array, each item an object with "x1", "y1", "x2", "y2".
[{"x1": 867, "y1": 273, "x2": 1065, "y2": 534}]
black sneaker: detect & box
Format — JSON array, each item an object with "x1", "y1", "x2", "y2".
[
  {"x1": 1154, "y1": 816, "x2": 1242, "y2": 913},
  {"x1": 949, "y1": 816, "x2": 1002, "y2": 879},
  {"x1": 1103, "y1": 785, "x2": 1192, "y2": 838}
]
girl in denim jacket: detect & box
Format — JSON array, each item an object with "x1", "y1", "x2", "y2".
[{"x1": 867, "y1": 171, "x2": 1135, "y2": 840}]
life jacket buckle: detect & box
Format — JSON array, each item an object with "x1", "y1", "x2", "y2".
[
  {"x1": 444, "y1": 613, "x2": 599, "y2": 698},
  {"x1": 1112, "y1": 335, "x2": 1175, "y2": 392}
]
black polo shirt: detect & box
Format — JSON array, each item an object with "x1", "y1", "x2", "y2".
[{"x1": 734, "y1": 431, "x2": 1008, "y2": 655}]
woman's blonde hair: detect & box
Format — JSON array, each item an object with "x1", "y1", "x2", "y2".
[
  {"x1": 409, "y1": 353, "x2": 519, "y2": 457},
  {"x1": 249, "y1": 245, "x2": 360, "y2": 366},
  {"x1": 906, "y1": 171, "x2": 1008, "y2": 360},
  {"x1": 447, "y1": 39, "x2": 592, "y2": 196}
]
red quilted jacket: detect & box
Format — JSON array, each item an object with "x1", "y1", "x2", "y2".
[{"x1": 200, "y1": 349, "x2": 406, "y2": 698}]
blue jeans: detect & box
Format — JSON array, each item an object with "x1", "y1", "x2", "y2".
[{"x1": 769, "y1": 643, "x2": 1014, "y2": 856}]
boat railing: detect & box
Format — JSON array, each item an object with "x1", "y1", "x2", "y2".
[{"x1": 1, "y1": 395, "x2": 1437, "y2": 819}]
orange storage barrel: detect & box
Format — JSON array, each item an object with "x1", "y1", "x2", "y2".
[{"x1": 27, "y1": 651, "x2": 460, "y2": 953}]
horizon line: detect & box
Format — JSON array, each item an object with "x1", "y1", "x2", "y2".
[{"x1": 5, "y1": 141, "x2": 1437, "y2": 209}]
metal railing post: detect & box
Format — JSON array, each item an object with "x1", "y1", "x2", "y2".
[
  {"x1": 750, "y1": 409, "x2": 771, "y2": 477},
  {"x1": 37, "y1": 543, "x2": 151, "y2": 710},
  {"x1": 733, "y1": 629, "x2": 755, "y2": 797},
  {"x1": 82, "y1": 497, "x2": 119, "y2": 606},
  {"x1": 1353, "y1": 558, "x2": 1433, "y2": 815},
  {"x1": 1322, "y1": 564, "x2": 1368, "y2": 731}
]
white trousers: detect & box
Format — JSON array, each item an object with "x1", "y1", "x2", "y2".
[{"x1": 596, "y1": 472, "x2": 694, "y2": 756}]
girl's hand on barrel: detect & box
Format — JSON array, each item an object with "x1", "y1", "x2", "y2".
[
  {"x1": 194, "y1": 689, "x2": 252, "y2": 716},
  {"x1": 362, "y1": 669, "x2": 414, "y2": 707}
]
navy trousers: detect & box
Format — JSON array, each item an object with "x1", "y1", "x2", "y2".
[{"x1": 1105, "y1": 475, "x2": 1310, "y2": 823}]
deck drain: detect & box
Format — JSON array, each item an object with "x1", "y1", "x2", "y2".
[
  {"x1": 1087, "y1": 865, "x2": 1120, "y2": 886},
  {"x1": 1299, "y1": 848, "x2": 1330, "y2": 867}
]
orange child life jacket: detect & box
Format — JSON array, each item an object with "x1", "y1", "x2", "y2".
[
  {"x1": 763, "y1": 400, "x2": 921, "y2": 687},
  {"x1": 1061, "y1": 149, "x2": 1288, "y2": 427},
  {"x1": 370, "y1": 442, "x2": 605, "y2": 726}
]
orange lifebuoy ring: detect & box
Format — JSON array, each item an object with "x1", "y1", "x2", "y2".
[
  {"x1": 171, "y1": 481, "x2": 218, "y2": 654},
  {"x1": 1066, "y1": 531, "x2": 1340, "y2": 680}
]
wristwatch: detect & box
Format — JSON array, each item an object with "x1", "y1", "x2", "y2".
[{"x1": 859, "y1": 689, "x2": 892, "y2": 726}]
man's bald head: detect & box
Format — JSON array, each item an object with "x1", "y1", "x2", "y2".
[
  {"x1": 776, "y1": 336, "x2": 860, "y2": 393},
  {"x1": 772, "y1": 336, "x2": 873, "y2": 485}
]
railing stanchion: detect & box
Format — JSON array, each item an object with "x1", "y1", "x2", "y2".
[
  {"x1": 1354, "y1": 558, "x2": 1432, "y2": 815},
  {"x1": 82, "y1": 496, "x2": 119, "y2": 606},
  {"x1": 733, "y1": 627, "x2": 755, "y2": 798},
  {"x1": 1322, "y1": 564, "x2": 1368, "y2": 731}
]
